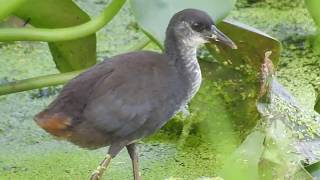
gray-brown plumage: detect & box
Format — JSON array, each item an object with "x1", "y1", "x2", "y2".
[{"x1": 34, "y1": 8, "x2": 237, "y2": 180}]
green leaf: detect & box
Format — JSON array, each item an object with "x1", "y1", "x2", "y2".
[
  {"x1": 208, "y1": 20, "x2": 281, "y2": 69},
  {"x1": 130, "y1": 0, "x2": 236, "y2": 46},
  {"x1": 203, "y1": 20, "x2": 281, "y2": 136},
  {"x1": 218, "y1": 131, "x2": 265, "y2": 180},
  {"x1": 177, "y1": 21, "x2": 281, "y2": 168},
  {"x1": 0, "y1": 0, "x2": 26, "y2": 21},
  {"x1": 306, "y1": 161, "x2": 320, "y2": 178},
  {"x1": 305, "y1": 0, "x2": 320, "y2": 53},
  {"x1": 14, "y1": 0, "x2": 96, "y2": 72},
  {"x1": 193, "y1": 21, "x2": 281, "y2": 177},
  {"x1": 305, "y1": 0, "x2": 320, "y2": 28}
]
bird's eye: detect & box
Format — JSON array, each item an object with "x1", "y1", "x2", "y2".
[{"x1": 191, "y1": 22, "x2": 204, "y2": 32}]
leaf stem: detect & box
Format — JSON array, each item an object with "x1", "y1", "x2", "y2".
[
  {"x1": 0, "y1": 70, "x2": 84, "y2": 96},
  {"x1": 0, "y1": 0, "x2": 126, "y2": 42},
  {"x1": 0, "y1": 37, "x2": 151, "y2": 96}
]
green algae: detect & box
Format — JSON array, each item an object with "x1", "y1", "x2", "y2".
[{"x1": 1, "y1": 0, "x2": 320, "y2": 179}]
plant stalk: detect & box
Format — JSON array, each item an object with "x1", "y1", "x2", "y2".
[
  {"x1": 0, "y1": 0, "x2": 126, "y2": 42},
  {"x1": 0, "y1": 70, "x2": 84, "y2": 96},
  {"x1": 0, "y1": 37, "x2": 151, "y2": 96}
]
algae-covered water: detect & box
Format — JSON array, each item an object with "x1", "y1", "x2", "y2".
[{"x1": 0, "y1": 0, "x2": 319, "y2": 179}]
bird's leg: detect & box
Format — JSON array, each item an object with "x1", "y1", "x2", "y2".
[
  {"x1": 126, "y1": 143, "x2": 141, "y2": 180},
  {"x1": 90, "y1": 154, "x2": 112, "y2": 180},
  {"x1": 90, "y1": 144, "x2": 125, "y2": 180}
]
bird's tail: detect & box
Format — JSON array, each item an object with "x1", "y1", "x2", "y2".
[{"x1": 34, "y1": 110, "x2": 72, "y2": 138}]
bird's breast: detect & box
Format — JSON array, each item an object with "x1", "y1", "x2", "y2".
[
  {"x1": 186, "y1": 60, "x2": 202, "y2": 100},
  {"x1": 178, "y1": 58, "x2": 202, "y2": 103}
]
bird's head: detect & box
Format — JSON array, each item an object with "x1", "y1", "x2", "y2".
[{"x1": 166, "y1": 9, "x2": 237, "y2": 49}]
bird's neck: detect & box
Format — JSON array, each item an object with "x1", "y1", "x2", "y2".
[
  {"x1": 164, "y1": 35, "x2": 199, "y2": 71},
  {"x1": 164, "y1": 34, "x2": 202, "y2": 100}
]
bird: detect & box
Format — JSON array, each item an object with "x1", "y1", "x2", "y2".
[{"x1": 34, "y1": 8, "x2": 237, "y2": 180}]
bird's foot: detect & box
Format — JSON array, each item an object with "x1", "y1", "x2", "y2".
[
  {"x1": 90, "y1": 154, "x2": 112, "y2": 180},
  {"x1": 90, "y1": 172, "x2": 101, "y2": 180},
  {"x1": 90, "y1": 166, "x2": 104, "y2": 180}
]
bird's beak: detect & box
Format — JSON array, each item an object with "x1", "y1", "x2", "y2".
[{"x1": 206, "y1": 25, "x2": 237, "y2": 49}]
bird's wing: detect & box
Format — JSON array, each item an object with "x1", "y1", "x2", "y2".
[
  {"x1": 46, "y1": 59, "x2": 114, "y2": 117},
  {"x1": 35, "y1": 59, "x2": 115, "y2": 137},
  {"x1": 82, "y1": 52, "x2": 175, "y2": 139}
]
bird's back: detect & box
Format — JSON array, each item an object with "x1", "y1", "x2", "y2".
[{"x1": 35, "y1": 51, "x2": 186, "y2": 148}]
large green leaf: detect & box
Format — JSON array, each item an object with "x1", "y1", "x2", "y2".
[
  {"x1": 0, "y1": 0, "x2": 26, "y2": 21},
  {"x1": 174, "y1": 21, "x2": 282, "y2": 178},
  {"x1": 202, "y1": 20, "x2": 280, "y2": 136},
  {"x1": 306, "y1": 0, "x2": 320, "y2": 27},
  {"x1": 14, "y1": 0, "x2": 96, "y2": 72},
  {"x1": 130, "y1": 0, "x2": 236, "y2": 46},
  {"x1": 202, "y1": 24, "x2": 320, "y2": 177},
  {"x1": 204, "y1": 21, "x2": 279, "y2": 133}
]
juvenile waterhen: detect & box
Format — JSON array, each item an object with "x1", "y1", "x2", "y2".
[{"x1": 34, "y1": 9, "x2": 237, "y2": 180}]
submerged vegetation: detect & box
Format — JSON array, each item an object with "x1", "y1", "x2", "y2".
[{"x1": 0, "y1": 0, "x2": 320, "y2": 179}]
